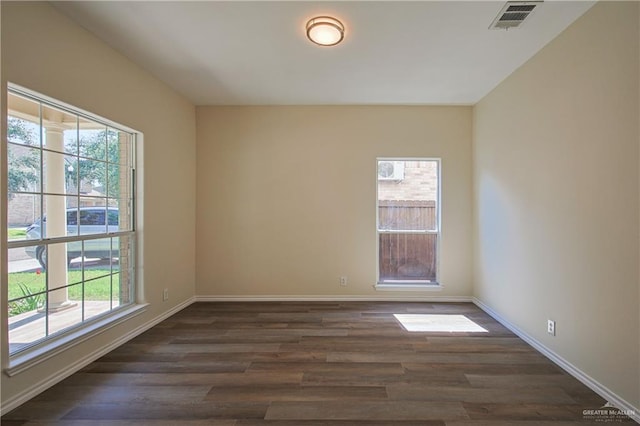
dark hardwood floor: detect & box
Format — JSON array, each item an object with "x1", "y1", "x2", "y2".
[{"x1": 2, "y1": 301, "x2": 636, "y2": 425}]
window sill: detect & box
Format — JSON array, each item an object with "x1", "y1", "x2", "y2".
[
  {"x1": 6, "y1": 303, "x2": 147, "y2": 377},
  {"x1": 374, "y1": 282, "x2": 443, "y2": 291}
]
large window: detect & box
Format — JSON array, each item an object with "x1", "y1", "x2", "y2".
[
  {"x1": 377, "y1": 158, "x2": 440, "y2": 285},
  {"x1": 6, "y1": 85, "x2": 137, "y2": 357}
]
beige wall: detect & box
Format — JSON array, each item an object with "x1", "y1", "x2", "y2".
[
  {"x1": 1, "y1": 1, "x2": 196, "y2": 407},
  {"x1": 196, "y1": 106, "x2": 472, "y2": 298},
  {"x1": 473, "y1": 1, "x2": 639, "y2": 409}
]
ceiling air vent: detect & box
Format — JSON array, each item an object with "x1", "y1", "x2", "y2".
[{"x1": 489, "y1": 1, "x2": 542, "y2": 30}]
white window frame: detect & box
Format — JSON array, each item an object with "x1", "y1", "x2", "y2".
[
  {"x1": 375, "y1": 157, "x2": 442, "y2": 291},
  {"x1": 4, "y1": 83, "x2": 146, "y2": 374}
]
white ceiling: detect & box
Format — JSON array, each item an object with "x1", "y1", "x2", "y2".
[{"x1": 52, "y1": 1, "x2": 595, "y2": 106}]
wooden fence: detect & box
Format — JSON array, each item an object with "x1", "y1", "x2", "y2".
[{"x1": 378, "y1": 200, "x2": 437, "y2": 281}]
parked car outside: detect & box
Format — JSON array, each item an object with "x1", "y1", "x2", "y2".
[{"x1": 25, "y1": 207, "x2": 120, "y2": 269}]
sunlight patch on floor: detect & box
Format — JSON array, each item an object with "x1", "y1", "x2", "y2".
[{"x1": 393, "y1": 314, "x2": 489, "y2": 332}]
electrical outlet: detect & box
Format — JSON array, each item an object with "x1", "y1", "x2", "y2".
[
  {"x1": 163, "y1": 288, "x2": 169, "y2": 301},
  {"x1": 340, "y1": 276, "x2": 348, "y2": 286},
  {"x1": 547, "y1": 319, "x2": 556, "y2": 336}
]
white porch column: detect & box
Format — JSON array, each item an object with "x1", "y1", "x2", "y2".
[{"x1": 44, "y1": 124, "x2": 75, "y2": 312}]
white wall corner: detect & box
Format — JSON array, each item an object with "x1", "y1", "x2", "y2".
[{"x1": 472, "y1": 297, "x2": 640, "y2": 424}]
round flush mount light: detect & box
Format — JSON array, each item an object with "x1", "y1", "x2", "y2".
[{"x1": 306, "y1": 16, "x2": 345, "y2": 46}]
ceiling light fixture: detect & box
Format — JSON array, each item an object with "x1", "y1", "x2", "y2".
[{"x1": 306, "y1": 16, "x2": 345, "y2": 47}]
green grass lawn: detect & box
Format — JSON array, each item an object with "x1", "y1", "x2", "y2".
[
  {"x1": 8, "y1": 269, "x2": 119, "y2": 301},
  {"x1": 8, "y1": 228, "x2": 27, "y2": 239}
]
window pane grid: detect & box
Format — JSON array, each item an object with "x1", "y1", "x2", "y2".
[
  {"x1": 10, "y1": 88, "x2": 134, "y2": 135},
  {"x1": 8, "y1": 235, "x2": 133, "y2": 353},
  {"x1": 7, "y1": 85, "x2": 136, "y2": 357},
  {"x1": 7, "y1": 231, "x2": 134, "y2": 249},
  {"x1": 9, "y1": 291, "x2": 48, "y2": 304},
  {"x1": 377, "y1": 159, "x2": 440, "y2": 284},
  {"x1": 7, "y1": 142, "x2": 128, "y2": 166}
]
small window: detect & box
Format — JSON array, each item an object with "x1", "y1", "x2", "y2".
[
  {"x1": 67, "y1": 210, "x2": 78, "y2": 226},
  {"x1": 107, "y1": 210, "x2": 119, "y2": 226},
  {"x1": 377, "y1": 158, "x2": 440, "y2": 285},
  {"x1": 79, "y1": 210, "x2": 105, "y2": 226}
]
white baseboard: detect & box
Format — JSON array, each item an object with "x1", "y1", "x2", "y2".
[
  {"x1": 1, "y1": 296, "x2": 196, "y2": 416},
  {"x1": 472, "y1": 297, "x2": 640, "y2": 424},
  {"x1": 195, "y1": 295, "x2": 473, "y2": 303}
]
